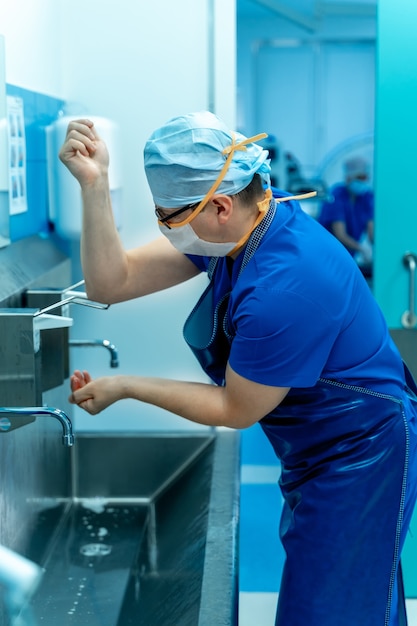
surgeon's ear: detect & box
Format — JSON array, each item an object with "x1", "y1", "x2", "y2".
[{"x1": 211, "y1": 194, "x2": 233, "y2": 224}]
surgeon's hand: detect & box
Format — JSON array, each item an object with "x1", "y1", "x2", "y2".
[
  {"x1": 59, "y1": 119, "x2": 109, "y2": 186},
  {"x1": 69, "y1": 369, "x2": 123, "y2": 415}
]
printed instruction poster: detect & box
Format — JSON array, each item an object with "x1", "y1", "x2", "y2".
[{"x1": 7, "y1": 95, "x2": 27, "y2": 215}]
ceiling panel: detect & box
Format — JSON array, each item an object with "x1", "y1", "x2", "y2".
[{"x1": 237, "y1": 0, "x2": 377, "y2": 22}]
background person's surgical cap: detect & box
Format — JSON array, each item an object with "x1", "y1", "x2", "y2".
[
  {"x1": 344, "y1": 156, "x2": 369, "y2": 179},
  {"x1": 144, "y1": 111, "x2": 271, "y2": 208}
]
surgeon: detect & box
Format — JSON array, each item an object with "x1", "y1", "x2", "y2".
[
  {"x1": 59, "y1": 112, "x2": 417, "y2": 626},
  {"x1": 319, "y1": 155, "x2": 374, "y2": 277}
]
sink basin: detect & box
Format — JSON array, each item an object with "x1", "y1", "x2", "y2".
[
  {"x1": 72, "y1": 432, "x2": 214, "y2": 501},
  {"x1": 21, "y1": 431, "x2": 240, "y2": 626}
]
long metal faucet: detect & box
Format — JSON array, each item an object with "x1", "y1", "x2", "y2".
[
  {"x1": 0, "y1": 407, "x2": 74, "y2": 446},
  {"x1": 69, "y1": 339, "x2": 119, "y2": 368}
]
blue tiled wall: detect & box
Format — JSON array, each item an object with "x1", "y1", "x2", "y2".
[{"x1": 6, "y1": 85, "x2": 65, "y2": 242}]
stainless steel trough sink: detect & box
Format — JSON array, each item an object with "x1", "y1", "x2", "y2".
[
  {"x1": 72, "y1": 432, "x2": 215, "y2": 501},
  {"x1": 20, "y1": 430, "x2": 240, "y2": 626}
]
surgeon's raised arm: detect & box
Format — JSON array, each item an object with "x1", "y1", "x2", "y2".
[{"x1": 59, "y1": 119, "x2": 200, "y2": 304}]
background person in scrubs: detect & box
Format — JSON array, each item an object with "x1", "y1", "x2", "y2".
[
  {"x1": 319, "y1": 155, "x2": 374, "y2": 277},
  {"x1": 59, "y1": 112, "x2": 417, "y2": 626}
]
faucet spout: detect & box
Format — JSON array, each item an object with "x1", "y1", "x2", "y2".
[
  {"x1": 69, "y1": 338, "x2": 120, "y2": 368},
  {"x1": 0, "y1": 406, "x2": 74, "y2": 446}
]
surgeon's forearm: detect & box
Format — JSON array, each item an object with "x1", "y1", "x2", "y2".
[
  {"x1": 367, "y1": 220, "x2": 374, "y2": 244},
  {"x1": 70, "y1": 366, "x2": 288, "y2": 428},
  {"x1": 331, "y1": 223, "x2": 361, "y2": 253},
  {"x1": 72, "y1": 372, "x2": 261, "y2": 430},
  {"x1": 123, "y1": 376, "x2": 254, "y2": 428},
  {"x1": 80, "y1": 176, "x2": 127, "y2": 303}
]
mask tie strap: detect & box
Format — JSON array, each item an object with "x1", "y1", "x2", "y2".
[
  {"x1": 275, "y1": 191, "x2": 317, "y2": 203},
  {"x1": 226, "y1": 189, "x2": 318, "y2": 257},
  {"x1": 226, "y1": 187, "x2": 273, "y2": 257}
]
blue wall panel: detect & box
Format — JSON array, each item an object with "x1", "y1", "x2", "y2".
[
  {"x1": 241, "y1": 423, "x2": 280, "y2": 466},
  {"x1": 240, "y1": 424, "x2": 283, "y2": 593},
  {"x1": 239, "y1": 483, "x2": 284, "y2": 592},
  {"x1": 6, "y1": 85, "x2": 65, "y2": 242}
]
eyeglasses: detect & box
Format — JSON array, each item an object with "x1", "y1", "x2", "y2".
[{"x1": 155, "y1": 202, "x2": 200, "y2": 229}]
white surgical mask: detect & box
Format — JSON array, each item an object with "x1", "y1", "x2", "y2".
[
  {"x1": 159, "y1": 222, "x2": 239, "y2": 256},
  {"x1": 159, "y1": 188, "x2": 273, "y2": 257}
]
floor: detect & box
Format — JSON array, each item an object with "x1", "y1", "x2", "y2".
[
  {"x1": 238, "y1": 424, "x2": 417, "y2": 626},
  {"x1": 238, "y1": 594, "x2": 417, "y2": 626}
]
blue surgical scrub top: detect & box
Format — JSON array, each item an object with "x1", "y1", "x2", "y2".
[
  {"x1": 186, "y1": 196, "x2": 405, "y2": 397},
  {"x1": 318, "y1": 184, "x2": 374, "y2": 253}
]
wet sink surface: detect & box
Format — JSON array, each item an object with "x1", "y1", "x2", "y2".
[
  {"x1": 30, "y1": 503, "x2": 148, "y2": 625},
  {"x1": 21, "y1": 431, "x2": 240, "y2": 626}
]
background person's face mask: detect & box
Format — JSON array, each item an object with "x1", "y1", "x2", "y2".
[{"x1": 348, "y1": 179, "x2": 370, "y2": 196}]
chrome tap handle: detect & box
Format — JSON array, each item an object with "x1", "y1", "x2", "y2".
[
  {"x1": 63, "y1": 279, "x2": 85, "y2": 293},
  {"x1": 33, "y1": 295, "x2": 109, "y2": 316},
  {"x1": 401, "y1": 252, "x2": 417, "y2": 329}
]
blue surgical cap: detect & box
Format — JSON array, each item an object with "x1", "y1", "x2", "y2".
[
  {"x1": 144, "y1": 111, "x2": 271, "y2": 208},
  {"x1": 344, "y1": 156, "x2": 369, "y2": 179}
]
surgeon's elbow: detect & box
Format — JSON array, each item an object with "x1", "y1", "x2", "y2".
[
  {"x1": 220, "y1": 412, "x2": 261, "y2": 430},
  {"x1": 83, "y1": 280, "x2": 119, "y2": 305}
]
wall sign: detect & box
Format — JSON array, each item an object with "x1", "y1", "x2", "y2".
[{"x1": 7, "y1": 95, "x2": 27, "y2": 215}]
